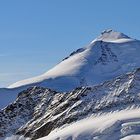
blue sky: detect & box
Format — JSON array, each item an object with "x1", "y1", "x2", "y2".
[{"x1": 0, "y1": 0, "x2": 140, "y2": 87}]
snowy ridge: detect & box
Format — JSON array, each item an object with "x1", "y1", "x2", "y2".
[{"x1": 1, "y1": 68, "x2": 140, "y2": 140}]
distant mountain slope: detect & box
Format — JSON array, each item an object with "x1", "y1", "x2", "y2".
[
  {"x1": 1, "y1": 68, "x2": 140, "y2": 140},
  {"x1": 7, "y1": 29, "x2": 140, "y2": 92}
]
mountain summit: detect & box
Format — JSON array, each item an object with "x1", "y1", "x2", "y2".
[
  {"x1": 7, "y1": 30, "x2": 140, "y2": 92},
  {"x1": 97, "y1": 29, "x2": 130, "y2": 41}
]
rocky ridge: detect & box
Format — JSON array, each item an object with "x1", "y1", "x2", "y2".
[{"x1": 1, "y1": 68, "x2": 140, "y2": 139}]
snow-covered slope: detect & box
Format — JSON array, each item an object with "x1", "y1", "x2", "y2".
[
  {"x1": 38, "y1": 109, "x2": 140, "y2": 140},
  {"x1": 6, "y1": 109, "x2": 140, "y2": 140},
  {"x1": 1, "y1": 68, "x2": 140, "y2": 140},
  {"x1": 1, "y1": 29, "x2": 140, "y2": 109},
  {"x1": 7, "y1": 29, "x2": 140, "y2": 92}
]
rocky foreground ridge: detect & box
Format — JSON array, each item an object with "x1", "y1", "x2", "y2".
[{"x1": 1, "y1": 68, "x2": 140, "y2": 139}]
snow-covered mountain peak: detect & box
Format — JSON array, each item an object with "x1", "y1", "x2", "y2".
[
  {"x1": 95, "y1": 29, "x2": 131, "y2": 42},
  {"x1": 1, "y1": 30, "x2": 140, "y2": 140},
  {"x1": 1, "y1": 29, "x2": 138, "y2": 95}
]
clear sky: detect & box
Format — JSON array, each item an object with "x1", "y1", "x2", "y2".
[{"x1": 0, "y1": 0, "x2": 140, "y2": 87}]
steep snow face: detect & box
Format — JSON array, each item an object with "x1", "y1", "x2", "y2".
[
  {"x1": 38, "y1": 109, "x2": 140, "y2": 140},
  {"x1": 7, "y1": 30, "x2": 140, "y2": 92}
]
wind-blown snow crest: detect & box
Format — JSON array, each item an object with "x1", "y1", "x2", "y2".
[
  {"x1": 38, "y1": 109, "x2": 140, "y2": 140},
  {"x1": 5, "y1": 108, "x2": 140, "y2": 140}
]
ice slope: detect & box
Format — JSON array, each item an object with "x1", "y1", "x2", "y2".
[
  {"x1": 38, "y1": 109, "x2": 140, "y2": 140},
  {"x1": 7, "y1": 29, "x2": 140, "y2": 92}
]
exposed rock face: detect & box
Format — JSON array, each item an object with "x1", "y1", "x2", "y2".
[
  {"x1": 0, "y1": 87, "x2": 60, "y2": 139},
  {"x1": 1, "y1": 68, "x2": 140, "y2": 139},
  {"x1": 94, "y1": 41, "x2": 118, "y2": 65}
]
